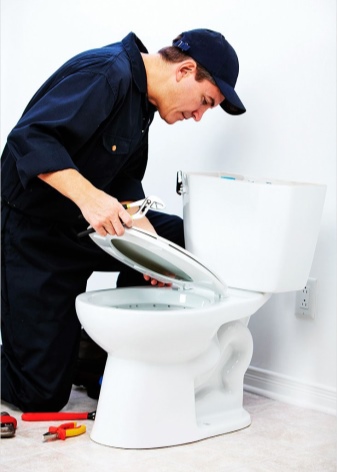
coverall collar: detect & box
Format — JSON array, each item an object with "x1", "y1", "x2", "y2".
[{"x1": 122, "y1": 32, "x2": 149, "y2": 94}]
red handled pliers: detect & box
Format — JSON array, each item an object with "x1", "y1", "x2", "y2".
[{"x1": 1, "y1": 411, "x2": 17, "y2": 438}]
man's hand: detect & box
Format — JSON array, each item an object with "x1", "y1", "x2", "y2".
[
  {"x1": 38, "y1": 168, "x2": 132, "y2": 236},
  {"x1": 79, "y1": 190, "x2": 132, "y2": 236},
  {"x1": 143, "y1": 275, "x2": 172, "y2": 287},
  {"x1": 38, "y1": 169, "x2": 170, "y2": 286}
]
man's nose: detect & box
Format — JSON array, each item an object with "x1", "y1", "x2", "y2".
[{"x1": 192, "y1": 108, "x2": 206, "y2": 122}]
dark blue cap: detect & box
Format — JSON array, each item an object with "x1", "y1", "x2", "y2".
[{"x1": 173, "y1": 28, "x2": 246, "y2": 115}]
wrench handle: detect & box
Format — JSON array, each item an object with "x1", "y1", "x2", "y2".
[
  {"x1": 77, "y1": 203, "x2": 129, "y2": 238},
  {"x1": 77, "y1": 227, "x2": 95, "y2": 238}
]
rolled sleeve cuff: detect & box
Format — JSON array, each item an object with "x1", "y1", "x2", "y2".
[{"x1": 9, "y1": 145, "x2": 79, "y2": 189}]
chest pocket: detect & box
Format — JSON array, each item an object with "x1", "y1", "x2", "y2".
[
  {"x1": 85, "y1": 134, "x2": 133, "y2": 187},
  {"x1": 102, "y1": 134, "x2": 131, "y2": 157}
]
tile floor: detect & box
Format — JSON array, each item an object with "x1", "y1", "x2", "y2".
[{"x1": 1, "y1": 388, "x2": 336, "y2": 472}]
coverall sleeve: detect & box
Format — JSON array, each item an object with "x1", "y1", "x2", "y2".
[{"x1": 7, "y1": 71, "x2": 116, "y2": 189}]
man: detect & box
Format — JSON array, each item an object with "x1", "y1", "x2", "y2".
[{"x1": 1, "y1": 28, "x2": 245, "y2": 411}]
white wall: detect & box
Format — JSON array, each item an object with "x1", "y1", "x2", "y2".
[{"x1": 1, "y1": 0, "x2": 336, "y2": 412}]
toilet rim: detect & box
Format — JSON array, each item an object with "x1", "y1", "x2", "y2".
[
  {"x1": 89, "y1": 227, "x2": 227, "y2": 299},
  {"x1": 76, "y1": 286, "x2": 270, "y2": 320},
  {"x1": 77, "y1": 285, "x2": 216, "y2": 311}
]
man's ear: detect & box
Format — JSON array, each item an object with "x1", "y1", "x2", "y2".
[{"x1": 176, "y1": 60, "x2": 197, "y2": 82}]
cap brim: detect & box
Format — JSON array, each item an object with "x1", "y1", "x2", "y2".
[
  {"x1": 221, "y1": 99, "x2": 246, "y2": 115},
  {"x1": 214, "y1": 77, "x2": 246, "y2": 115}
]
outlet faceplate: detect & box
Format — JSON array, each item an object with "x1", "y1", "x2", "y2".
[{"x1": 295, "y1": 278, "x2": 317, "y2": 319}]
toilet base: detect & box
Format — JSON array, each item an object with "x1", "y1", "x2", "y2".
[
  {"x1": 91, "y1": 409, "x2": 251, "y2": 449},
  {"x1": 90, "y1": 325, "x2": 253, "y2": 449}
]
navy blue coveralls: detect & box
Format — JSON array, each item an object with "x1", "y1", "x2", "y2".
[{"x1": 1, "y1": 32, "x2": 184, "y2": 411}]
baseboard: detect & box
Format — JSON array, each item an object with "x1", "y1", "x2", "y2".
[{"x1": 244, "y1": 365, "x2": 336, "y2": 415}]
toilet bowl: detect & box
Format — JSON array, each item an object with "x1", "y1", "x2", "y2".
[{"x1": 76, "y1": 171, "x2": 326, "y2": 449}]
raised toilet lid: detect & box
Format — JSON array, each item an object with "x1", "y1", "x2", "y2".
[{"x1": 90, "y1": 227, "x2": 227, "y2": 299}]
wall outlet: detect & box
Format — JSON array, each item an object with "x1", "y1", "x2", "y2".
[{"x1": 295, "y1": 278, "x2": 317, "y2": 319}]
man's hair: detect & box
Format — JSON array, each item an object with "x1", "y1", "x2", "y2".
[{"x1": 158, "y1": 36, "x2": 216, "y2": 85}]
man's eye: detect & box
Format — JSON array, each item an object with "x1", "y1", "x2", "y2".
[{"x1": 202, "y1": 97, "x2": 208, "y2": 106}]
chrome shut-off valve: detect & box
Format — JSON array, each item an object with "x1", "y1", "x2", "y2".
[{"x1": 176, "y1": 170, "x2": 187, "y2": 195}]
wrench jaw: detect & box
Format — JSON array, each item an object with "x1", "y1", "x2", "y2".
[
  {"x1": 132, "y1": 196, "x2": 165, "y2": 220},
  {"x1": 133, "y1": 198, "x2": 152, "y2": 219},
  {"x1": 147, "y1": 195, "x2": 165, "y2": 211}
]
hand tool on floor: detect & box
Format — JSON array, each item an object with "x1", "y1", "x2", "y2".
[
  {"x1": 77, "y1": 195, "x2": 165, "y2": 238},
  {"x1": 43, "y1": 422, "x2": 86, "y2": 442},
  {"x1": 1, "y1": 411, "x2": 17, "y2": 438},
  {"x1": 21, "y1": 411, "x2": 96, "y2": 421}
]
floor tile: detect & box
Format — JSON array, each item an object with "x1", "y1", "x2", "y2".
[{"x1": 1, "y1": 389, "x2": 336, "y2": 471}]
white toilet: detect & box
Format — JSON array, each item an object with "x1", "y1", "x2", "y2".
[{"x1": 76, "y1": 171, "x2": 326, "y2": 449}]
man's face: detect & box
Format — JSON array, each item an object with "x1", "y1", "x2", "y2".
[{"x1": 157, "y1": 66, "x2": 225, "y2": 124}]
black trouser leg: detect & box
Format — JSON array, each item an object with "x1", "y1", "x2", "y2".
[{"x1": 1, "y1": 208, "x2": 184, "y2": 411}]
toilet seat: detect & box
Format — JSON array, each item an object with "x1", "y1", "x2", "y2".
[{"x1": 89, "y1": 227, "x2": 227, "y2": 300}]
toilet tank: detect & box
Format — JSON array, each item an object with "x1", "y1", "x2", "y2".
[{"x1": 177, "y1": 171, "x2": 326, "y2": 293}]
